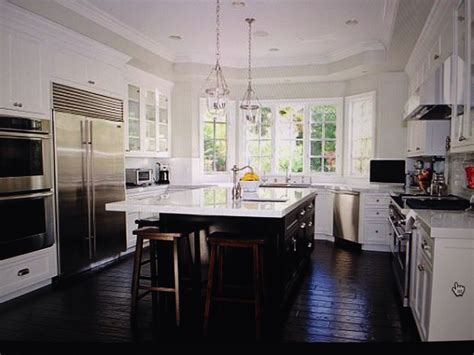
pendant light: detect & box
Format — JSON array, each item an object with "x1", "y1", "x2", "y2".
[
  {"x1": 240, "y1": 18, "x2": 261, "y2": 124},
  {"x1": 203, "y1": 0, "x2": 230, "y2": 117}
]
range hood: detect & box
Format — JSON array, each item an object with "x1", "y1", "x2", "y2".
[{"x1": 403, "y1": 56, "x2": 453, "y2": 120}]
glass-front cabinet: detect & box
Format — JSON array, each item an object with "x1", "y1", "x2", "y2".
[
  {"x1": 125, "y1": 83, "x2": 170, "y2": 157},
  {"x1": 451, "y1": 0, "x2": 474, "y2": 152}
]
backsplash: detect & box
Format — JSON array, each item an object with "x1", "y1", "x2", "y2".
[{"x1": 446, "y1": 152, "x2": 474, "y2": 200}]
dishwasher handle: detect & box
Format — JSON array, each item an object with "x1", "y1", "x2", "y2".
[{"x1": 333, "y1": 190, "x2": 360, "y2": 196}]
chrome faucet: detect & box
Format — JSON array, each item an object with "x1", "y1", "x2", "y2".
[{"x1": 231, "y1": 164, "x2": 254, "y2": 199}]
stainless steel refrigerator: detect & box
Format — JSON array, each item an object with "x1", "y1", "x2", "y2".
[{"x1": 52, "y1": 83, "x2": 126, "y2": 276}]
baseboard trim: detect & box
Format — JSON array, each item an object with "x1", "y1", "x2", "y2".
[
  {"x1": 361, "y1": 244, "x2": 391, "y2": 252},
  {"x1": 0, "y1": 279, "x2": 51, "y2": 304},
  {"x1": 314, "y1": 233, "x2": 335, "y2": 242}
]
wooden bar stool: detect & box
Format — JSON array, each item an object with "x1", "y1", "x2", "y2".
[
  {"x1": 203, "y1": 232, "x2": 266, "y2": 339},
  {"x1": 131, "y1": 226, "x2": 192, "y2": 326}
]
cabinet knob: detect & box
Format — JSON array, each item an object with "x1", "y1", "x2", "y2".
[
  {"x1": 376, "y1": 199, "x2": 379, "y2": 203},
  {"x1": 376, "y1": 212, "x2": 379, "y2": 215},
  {"x1": 300, "y1": 222, "x2": 306, "y2": 229},
  {"x1": 375, "y1": 230, "x2": 379, "y2": 234},
  {"x1": 421, "y1": 241, "x2": 430, "y2": 250},
  {"x1": 307, "y1": 242, "x2": 312, "y2": 248},
  {"x1": 18, "y1": 102, "x2": 23, "y2": 107},
  {"x1": 434, "y1": 54, "x2": 439, "y2": 60},
  {"x1": 300, "y1": 209, "x2": 306, "y2": 216},
  {"x1": 308, "y1": 221, "x2": 313, "y2": 227},
  {"x1": 88, "y1": 80, "x2": 95, "y2": 85},
  {"x1": 417, "y1": 264, "x2": 425, "y2": 272},
  {"x1": 416, "y1": 147, "x2": 420, "y2": 151},
  {"x1": 459, "y1": 135, "x2": 467, "y2": 142},
  {"x1": 407, "y1": 149, "x2": 411, "y2": 152},
  {"x1": 13, "y1": 102, "x2": 18, "y2": 107},
  {"x1": 308, "y1": 203, "x2": 313, "y2": 209}
]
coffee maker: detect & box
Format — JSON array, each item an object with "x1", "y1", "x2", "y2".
[{"x1": 155, "y1": 162, "x2": 170, "y2": 184}]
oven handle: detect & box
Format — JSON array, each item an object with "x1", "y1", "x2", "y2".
[
  {"x1": 0, "y1": 191, "x2": 53, "y2": 201},
  {"x1": 0, "y1": 131, "x2": 51, "y2": 139},
  {"x1": 388, "y1": 216, "x2": 410, "y2": 241}
]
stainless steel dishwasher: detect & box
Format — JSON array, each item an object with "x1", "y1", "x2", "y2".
[{"x1": 333, "y1": 190, "x2": 360, "y2": 243}]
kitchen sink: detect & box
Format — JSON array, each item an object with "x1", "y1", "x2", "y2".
[{"x1": 260, "y1": 183, "x2": 312, "y2": 188}]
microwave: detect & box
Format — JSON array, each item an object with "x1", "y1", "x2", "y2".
[{"x1": 125, "y1": 168, "x2": 154, "y2": 186}]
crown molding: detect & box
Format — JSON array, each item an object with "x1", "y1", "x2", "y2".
[
  {"x1": 404, "y1": 0, "x2": 455, "y2": 76},
  {"x1": 55, "y1": 0, "x2": 176, "y2": 62}
]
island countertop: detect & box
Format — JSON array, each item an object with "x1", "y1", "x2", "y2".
[{"x1": 106, "y1": 187, "x2": 317, "y2": 218}]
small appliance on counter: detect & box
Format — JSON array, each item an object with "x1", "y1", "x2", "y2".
[
  {"x1": 126, "y1": 168, "x2": 154, "y2": 186},
  {"x1": 155, "y1": 162, "x2": 170, "y2": 184}
]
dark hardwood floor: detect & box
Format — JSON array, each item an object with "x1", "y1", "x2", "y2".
[{"x1": 0, "y1": 241, "x2": 419, "y2": 346}]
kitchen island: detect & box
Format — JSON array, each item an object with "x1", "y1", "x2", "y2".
[{"x1": 106, "y1": 187, "x2": 317, "y2": 331}]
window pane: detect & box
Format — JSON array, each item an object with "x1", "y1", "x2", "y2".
[
  {"x1": 325, "y1": 123, "x2": 336, "y2": 139},
  {"x1": 277, "y1": 142, "x2": 290, "y2": 173},
  {"x1": 311, "y1": 124, "x2": 322, "y2": 139},
  {"x1": 215, "y1": 123, "x2": 226, "y2": 140},
  {"x1": 293, "y1": 124, "x2": 304, "y2": 139},
  {"x1": 324, "y1": 158, "x2": 336, "y2": 173},
  {"x1": 214, "y1": 140, "x2": 227, "y2": 171},
  {"x1": 310, "y1": 157, "x2": 322, "y2": 172},
  {"x1": 248, "y1": 156, "x2": 260, "y2": 171},
  {"x1": 128, "y1": 101, "x2": 140, "y2": 119},
  {"x1": 260, "y1": 140, "x2": 271, "y2": 155},
  {"x1": 261, "y1": 107, "x2": 272, "y2": 125},
  {"x1": 247, "y1": 141, "x2": 259, "y2": 156},
  {"x1": 260, "y1": 157, "x2": 271, "y2": 173},
  {"x1": 128, "y1": 85, "x2": 140, "y2": 101},
  {"x1": 247, "y1": 124, "x2": 259, "y2": 139},
  {"x1": 292, "y1": 141, "x2": 304, "y2": 173},
  {"x1": 260, "y1": 124, "x2": 271, "y2": 139},
  {"x1": 311, "y1": 140, "x2": 322, "y2": 156},
  {"x1": 203, "y1": 123, "x2": 214, "y2": 140},
  {"x1": 324, "y1": 140, "x2": 336, "y2": 154}
]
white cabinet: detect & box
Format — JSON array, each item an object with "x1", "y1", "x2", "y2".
[
  {"x1": 314, "y1": 190, "x2": 334, "y2": 237},
  {"x1": 359, "y1": 193, "x2": 391, "y2": 251},
  {"x1": 0, "y1": 26, "x2": 47, "y2": 117},
  {"x1": 125, "y1": 83, "x2": 171, "y2": 157},
  {"x1": 450, "y1": 0, "x2": 474, "y2": 152},
  {"x1": 0, "y1": 246, "x2": 57, "y2": 303},
  {"x1": 406, "y1": 120, "x2": 450, "y2": 157},
  {"x1": 51, "y1": 49, "x2": 124, "y2": 98},
  {"x1": 410, "y1": 219, "x2": 474, "y2": 341}
]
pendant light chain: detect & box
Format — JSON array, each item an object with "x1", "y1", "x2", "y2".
[
  {"x1": 247, "y1": 17, "x2": 252, "y2": 87},
  {"x1": 216, "y1": 0, "x2": 221, "y2": 64}
]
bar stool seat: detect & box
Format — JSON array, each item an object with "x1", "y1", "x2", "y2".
[
  {"x1": 203, "y1": 231, "x2": 266, "y2": 339},
  {"x1": 131, "y1": 226, "x2": 194, "y2": 327}
]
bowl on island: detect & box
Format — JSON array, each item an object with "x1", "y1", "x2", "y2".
[{"x1": 239, "y1": 180, "x2": 261, "y2": 192}]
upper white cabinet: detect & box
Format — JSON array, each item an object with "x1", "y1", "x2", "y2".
[
  {"x1": 406, "y1": 120, "x2": 450, "y2": 157},
  {"x1": 124, "y1": 66, "x2": 172, "y2": 157},
  {"x1": 51, "y1": 49, "x2": 124, "y2": 98},
  {"x1": 450, "y1": 0, "x2": 474, "y2": 152},
  {"x1": 0, "y1": 26, "x2": 47, "y2": 117}
]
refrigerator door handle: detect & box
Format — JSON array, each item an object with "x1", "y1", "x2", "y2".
[
  {"x1": 90, "y1": 120, "x2": 97, "y2": 257},
  {"x1": 82, "y1": 119, "x2": 93, "y2": 260}
]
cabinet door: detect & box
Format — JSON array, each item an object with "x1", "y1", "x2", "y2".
[
  {"x1": 407, "y1": 120, "x2": 415, "y2": 154},
  {"x1": 127, "y1": 84, "x2": 141, "y2": 152},
  {"x1": 0, "y1": 28, "x2": 11, "y2": 109},
  {"x1": 144, "y1": 89, "x2": 158, "y2": 153},
  {"x1": 414, "y1": 121, "x2": 427, "y2": 154},
  {"x1": 86, "y1": 59, "x2": 123, "y2": 96},
  {"x1": 158, "y1": 93, "x2": 170, "y2": 155},
  {"x1": 420, "y1": 261, "x2": 433, "y2": 339},
  {"x1": 10, "y1": 31, "x2": 45, "y2": 114},
  {"x1": 52, "y1": 50, "x2": 88, "y2": 86}
]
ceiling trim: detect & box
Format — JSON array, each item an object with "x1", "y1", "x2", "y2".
[
  {"x1": 382, "y1": 0, "x2": 400, "y2": 50},
  {"x1": 55, "y1": 0, "x2": 176, "y2": 62}
]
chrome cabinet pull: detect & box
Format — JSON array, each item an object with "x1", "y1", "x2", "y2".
[
  {"x1": 307, "y1": 242, "x2": 312, "y2": 248},
  {"x1": 300, "y1": 222, "x2": 306, "y2": 229},
  {"x1": 300, "y1": 209, "x2": 306, "y2": 216},
  {"x1": 307, "y1": 203, "x2": 313, "y2": 209},
  {"x1": 291, "y1": 237, "x2": 297, "y2": 252},
  {"x1": 17, "y1": 268, "x2": 30, "y2": 276},
  {"x1": 308, "y1": 221, "x2": 313, "y2": 227},
  {"x1": 88, "y1": 80, "x2": 95, "y2": 85}
]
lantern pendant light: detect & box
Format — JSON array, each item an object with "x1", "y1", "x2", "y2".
[
  {"x1": 240, "y1": 18, "x2": 261, "y2": 124},
  {"x1": 203, "y1": 0, "x2": 230, "y2": 117}
]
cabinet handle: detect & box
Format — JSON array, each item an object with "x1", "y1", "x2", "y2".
[
  {"x1": 421, "y1": 241, "x2": 430, "y2": 251},
  {"x1": 300, "y1": 209, "x2": 306, "y2": 216},
  {"x1": 417, "y1": 264, "x2": 425, "y2": 272},
  {"x1": 307, "y1": 204, "x2": 313, "y2": 209},
  {"x1": 434, "y1": 54, "x2": 439, "y2": 60},
  {"x1": 13, "y1": 102, "x2": 18, "y2": 107},
  {"x1": 17, "y1": 268, "x2": 30, "y2": 277},
  {"x1": 416, "y1": 147, "x2": 420, "y2": 151},
  {"x1": 292, "y1": 237, "x2": 297, "y2": 252},
  {"x1": 18, "y1": 103, "x2": 22, "y2": 107},
  {"x1": 300, "y1": 222, "x2": 306, "y2": 229},
  {"x1": 407, "y1": 149, "x2": 411, "y2": 152},
  {"x1": 307, "y1": 242, "x2": 312, "y2": 248},
  {"x1": 308, "y1": 221, "x2": 313, "y2": 227},
  {"x1": 459, "y1": 135, "x2": 467, "y2": 142},
  {"x1": 88, "y1": 80, "x2": 95, "y2": 85}
]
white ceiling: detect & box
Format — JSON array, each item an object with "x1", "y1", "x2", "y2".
[{"x1": 71, "y1": 0, "x2": 398, "y2": 67}]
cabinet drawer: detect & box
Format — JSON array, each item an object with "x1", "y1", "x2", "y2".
[
  {"x1": 0, "y1": 247, "x2": 56, "y2": 296},
  {"x1": 363, "y1": 221, "x2": 391, "y2": 244},
  {"x1": 364, "y1": 195, "x2": 390, "y2": 208},
  {"x1": 364, "y1": 208, "x2": 389, "y2": 219}
]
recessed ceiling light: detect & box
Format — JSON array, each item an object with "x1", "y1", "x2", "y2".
[
  {"x1": 269, "y1": 48, "x2": 279, "y2": 52},
  {"x1": 232, "y1": 0, "x2": 246, "y2": 8},
  {"x1": 345, "y1": 19, "x2": 359, "y2": 26},
  {"x1": 168, "y1": 35, "x2": 182, "y2": 40},
  {"x1": 254, "y1": 30, "x2": 269, "y2": 37}
]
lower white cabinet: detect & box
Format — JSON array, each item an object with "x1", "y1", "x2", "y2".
[
  {"x1": 358, "y1": 192, "x2": 391, "y2": 250},
  {"x1": 0, "y1": 246, "x2": 58, "y2": 303},
  {"x1": 314, "y1": 190, "x2": 334, "y2": 237},
  {"x1": 410, "y1": 220, "x2": 474, "y2": 341}
]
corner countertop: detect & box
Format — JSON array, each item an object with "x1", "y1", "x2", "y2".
[
  {"x1": 107, "y1": 186, "x2": 316, "y2": 218},
  {"x1": 407, "y1": 209, "x2": 474, "y2": 239}
]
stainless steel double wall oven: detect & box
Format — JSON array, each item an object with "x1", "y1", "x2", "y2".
[{"x1": 0, "y1": 116, "x2": 55, "y2": 260}]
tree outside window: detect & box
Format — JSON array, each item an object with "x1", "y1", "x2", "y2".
[
  {"x1": 203, "y1": 107, "x2": 228, "y2": 173},
  {"x1": 309, "y1": 105, "x2": 337, "y2": 173}
]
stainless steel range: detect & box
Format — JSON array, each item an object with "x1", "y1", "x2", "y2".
[{"x1": 388, "y1": 193, "x2": 470, "y2": 307}]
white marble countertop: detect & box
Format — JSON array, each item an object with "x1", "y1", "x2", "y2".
[
  {"x1": 407, "y1": 209, "x2": 474, "y2": 239},
  {"x1": 309, "y1": 182, "x2": 405, "y2": 193},
  {"x1": 107, "y1": 187, "x2": 317, "y2": 218},
  {"x1": 125, "y1": 183, "x2": 214, "y2": 195}
]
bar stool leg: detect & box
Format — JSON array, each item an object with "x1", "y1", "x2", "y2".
[
  {"x1": 203, "y1": 243, "x2": 217, "y2": 336},
  {"x1": 217, "y1": 245, "x2": 224, "y2": 296},
  {"x1": 149, "y1": 240, "x2": 159, "y2": 321},
  {"x1": 173, "y1": 238, "x2": 181, "y2": 327},
  {"x1": 253, "y1": 245, "x2": 262, "y2": 340},
  {"x1": 131, "y1": 236, "x2": 144, "y2": 320}
]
